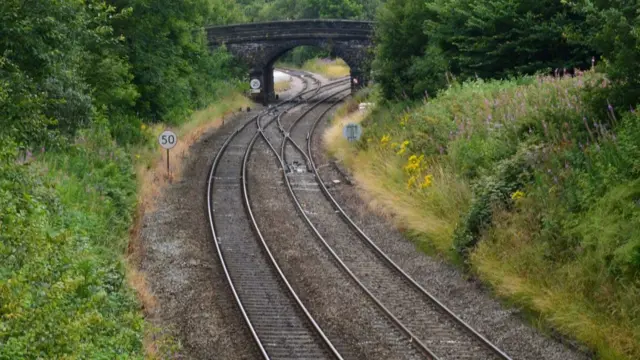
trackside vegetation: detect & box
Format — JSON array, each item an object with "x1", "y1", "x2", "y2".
[
  {"x1": 0, "y1": 0, "x2": 246, "y2": 357},
  {"x1": 326, "y1": 0, "x2": 640, "y2": 358}
]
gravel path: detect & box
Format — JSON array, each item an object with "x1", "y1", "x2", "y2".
[{"x1": 308, "y1": 106, "x2": 593, "y2": 360}]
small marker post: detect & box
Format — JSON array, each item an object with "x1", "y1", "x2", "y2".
[
  {"x1": 158, "y1": 130, "x2": 178, "y2": 180},
  {"x1": 342, "y1": 123, "x2": 363, "y2": 143}
]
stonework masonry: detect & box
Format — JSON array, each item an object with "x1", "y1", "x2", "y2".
[{"x1": 206, "y1": 20, "x2": 374, "y2": 103}]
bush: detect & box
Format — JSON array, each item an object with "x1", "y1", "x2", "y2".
[
  {"x1": 373, "y1": 0, "x2": 594, "y2": 101},
  {"x1": 0, "y1": 125, "x2": 143, "y2": 359},
  {"x1": 453, "y1": 148, "x2": 535, "y2": 255}
]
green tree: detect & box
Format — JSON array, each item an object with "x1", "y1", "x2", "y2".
[
  {"x1": 0, "y1": 0, "x2": 136, "y2": 145},
  {"x1": 581, "y1": 0, "x2": 640, "y2": 108},
  {"x1": 372, "y1": 0, "x2": 437, "y2": 99},
  {"x1": 305, "y1": 0, "x2": 363, "y2": 18},
  {"x1": 107, "y1": 0, "x2": 242, "y2": 125},
  {"x1": 426, "y1": 0, "x2": 592, "y2": 80}
]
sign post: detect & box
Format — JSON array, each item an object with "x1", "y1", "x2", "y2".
[
  {"x1": 158, "y1": 130, "x2": 178, "y2": 177},
  {"x1": 250, "y1": 78, "x2": 261, "y2": 94},
  {"x1": 342, "y1": 123, "x2": 363, "y2": 143}
]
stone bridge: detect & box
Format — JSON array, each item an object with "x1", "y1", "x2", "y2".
[{"x1": 206, "y1": 20, "x2": 374, "y2": 103}]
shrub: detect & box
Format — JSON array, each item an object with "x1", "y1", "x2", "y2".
[
  {"x1": 453, "y1": 148, "x2": 535, "y2": 255},
  {"x1": 0, "y1": 125, "x2": 143, "y2": 358}
]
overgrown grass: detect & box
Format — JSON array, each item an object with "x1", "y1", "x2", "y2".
[{"x1": 325, "y1": 73, "x2": 640, "y2": 359}]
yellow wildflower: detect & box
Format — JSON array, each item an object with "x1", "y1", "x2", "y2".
[
  {"x1": 140, "y1": 124, "x2": 147, "y2": 130},
  {"x1": 403, "y1": 154, "x2": 423, "y2": 173},
  {"x1": 135, "y1": 154, "x2": 141, "y2": 159},
  {"x1": 380, "y1": 135, "x2": 391, "y2": 147},
  {"x1": 511, "y1": 190, "x2": 525, "y2": 200},
  {"x1": 420, "y1": 174, "x2": 433, "y2": 188},
  {"x1": 396, "y1": 140, "x2": 410, "y2": 155}
]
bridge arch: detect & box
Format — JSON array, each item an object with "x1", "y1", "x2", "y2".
[{"x1": 206, "y1": 20, "x2": 374, "y2": 103}]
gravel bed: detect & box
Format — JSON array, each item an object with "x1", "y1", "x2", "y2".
[
  {"x1": 248, "y1": 101, "x2": 426, "y2": 359},
  {"x1": 308, "y1": 107, "x2": 593, "y2": 360}
]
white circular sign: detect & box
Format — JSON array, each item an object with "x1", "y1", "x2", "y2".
[
  {"x1": 158, "y1": 130, "x2": 178, "y2": 149},
  {"x1": 342, "y1": 123, "x2": 363, "y2": 142},
  {"x1": 250, "y1": 78, "x2": 261, "y2": 89}
]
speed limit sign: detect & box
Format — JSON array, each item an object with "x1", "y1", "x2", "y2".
[
  {"x1": 159, "y1": 130, "x2": 177, "y2": 178},
  {"x1": 158, "y1": 130, "x2": 177, "y2": 149}
]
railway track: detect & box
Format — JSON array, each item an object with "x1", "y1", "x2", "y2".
[
  {"x1": 264, "y1": 72, "x2": 514, "y2": 360},
  {"x1": 206, "y1": 75, "x2": 351, "y2": 359},
  {"x1": 208, "y1": 67, "x2": 514, "y2": 359}
]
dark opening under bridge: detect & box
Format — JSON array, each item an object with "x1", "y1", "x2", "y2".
[{"x1": 206, "y1": 20, "x2": 374, "y2": 103}]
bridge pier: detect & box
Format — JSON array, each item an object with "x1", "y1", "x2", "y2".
[{"x1": 250, "y1": 67, "x2": 276, "y2": 105}]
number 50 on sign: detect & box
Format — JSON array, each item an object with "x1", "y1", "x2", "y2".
[
  {"x1": 159, "y1": 130, "x2": 177, "y2": 149},
  {"x1": 158, "y1": 130, "x2": 177, "y2": 176}
]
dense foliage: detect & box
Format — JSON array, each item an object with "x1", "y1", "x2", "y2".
[
  {"x1": 0, "y1": 0, "x2": 245, "y2": 357},
  {"x1": 0, "y1": 0, "x2": 243, "y2": 149},
  {"x1": 372, "y1": 0, "x2": 639, "y2": 103},
  {"x1": 236, "y1": 0, "x2": 379, "y2": 21},
  {"x1": 0, "y1": 124, "x2": 143, "y2": 358}
]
